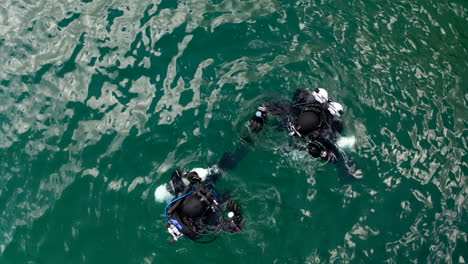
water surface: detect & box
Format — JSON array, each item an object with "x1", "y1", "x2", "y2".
[{"x1": 0, "y1": 0, "x2": 467, "y2": 263}]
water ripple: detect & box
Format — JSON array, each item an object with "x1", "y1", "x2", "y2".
[{"x1": 0, "y1": 0, "x2": 467, "y2": 263}]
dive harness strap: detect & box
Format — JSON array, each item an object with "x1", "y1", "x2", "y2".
[{"x1": 288, "y1": 123, "x2": 302, "y2": 137}]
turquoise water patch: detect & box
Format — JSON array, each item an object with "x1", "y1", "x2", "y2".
[{"x1": 0, "y1": 0, "x2": 466, "y2": 263}]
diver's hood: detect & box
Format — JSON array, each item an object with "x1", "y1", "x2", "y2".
[
  {"x1": 179, "y1": 185, "x2": 214, "y2": 219},
  {"x1": 181, "y1": 195, "x2": 206, "y2": 218},
  {"x1": 181, "y1": 168, "x2": 210, "y2": 186},
  {"x1": 191, "y1": 168, "x2": 209, "y2": 181},
  {"x1": 297, "y1": 111, "x2": 320, "y2": 135},
  {"x1": 311, "y1": 88, "x2": 328, "y2": 104}
]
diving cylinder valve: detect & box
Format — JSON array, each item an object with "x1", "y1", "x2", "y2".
[{"x1": 167, "y1": 223, "x2": 183, "y2": 242}]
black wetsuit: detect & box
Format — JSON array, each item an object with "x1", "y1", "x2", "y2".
[
  {"x1": 257, "y1": 88, "x2": 344, "y2": 146},
  {"x1": 166, "y1": 172, "x2": 241, "y2": 239},
  {"x1": 165, "y1": 144, "x2": 248, "y2": 241},
  {"x1": 308, "y1": 137, "x2": 363, "y2": 180},
  {"x1": 251, "y1": 89, "x2": 362, "y2": 180}
]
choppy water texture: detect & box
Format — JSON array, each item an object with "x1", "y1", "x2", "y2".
[{"x1": 0, "y1": 0, "x2": 467, "y2": 263}]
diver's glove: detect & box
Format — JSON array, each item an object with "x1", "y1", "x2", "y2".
[
  {"x1": 249, "y1": 106, "x2": 267, "y2": 133},
  {"x1": 307, "y1": 141, "x2": 324, "y2": 158},
  {"x1": 308, "y1": 141, "x2": 339, "y2": 164},
  {"x1": 226, "y1": 200, "x2": 243, "y2": 227}
]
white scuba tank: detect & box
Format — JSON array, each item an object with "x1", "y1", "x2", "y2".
[
  {"x1": 328, "y1": 102, "x2": 343, "y2": 117},
  {"x1": 311, "y1": 88, "x2": 329, "y2": 104},
  {"x1": 154, "y1": 167, "x2": 211, "y2": 203}
]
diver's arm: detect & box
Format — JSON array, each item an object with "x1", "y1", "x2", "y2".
[
  {"x1": 218, "y1": 142, "x2": 250, "y2": 172},
  {"x1": 223, "y1": 200, "x2": 243, "y2": 232},
  {"x1": 249, "y1": 102, "x2": 293, "y2": 133},
  {"x1": 206, "y1": 142, "x2": 251, "y2": 185},
  {"x1": 293, "y1": 88, "x2": 314, "y2": 105},
  {"x1": 223, "y1": 219, "x2": 242, "y2": 233},
  {"x1": 308, "y1": 138, "x2": 340, "y2": 164},
  {"x1": 249, "y1": 105, "x2": 267, "y2": 133},
  {"x1": 332, "y1": 118, "x2": 344, "y2": 135},
  {"x1": 170, "y1": 170, "x2": 186, "y2": 195},
  {"x1": 318, "y1": 139, "x2": 363, "y2": 180},
  {"x1": 321, "y1": 139, "x2": 341, "y2": 164}
]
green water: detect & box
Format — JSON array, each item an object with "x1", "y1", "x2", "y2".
[{"x1": 0, "y1": 0, "x2": 467, "y2": 263}]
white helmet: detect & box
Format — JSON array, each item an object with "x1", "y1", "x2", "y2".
[
  {"x1": 311, "y1": 88, "x2": 328, "y2": 104},
  {"x1": 328, "y1": 102, "x2": 344, "y2": 117}
]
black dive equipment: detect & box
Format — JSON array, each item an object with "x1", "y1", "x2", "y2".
[{"x1": 164, "y1": 182, "x2": 241, "y2": 243}]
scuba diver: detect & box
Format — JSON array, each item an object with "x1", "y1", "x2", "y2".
[
  {"x1": 249, "y1": 88, "x2": 362, "y2": 179},
  {"x1": 250, "y1": 87, "x2": 344, "y2": 142},
  {"x1": 249, "y1": 87, "x2": 344, "y2": 152},
  {"x1": 162, "y1": 144, "x2": 248, "y2": 243}
]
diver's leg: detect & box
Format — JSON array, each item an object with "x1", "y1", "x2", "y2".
[
  {"x1": 206, "y1": 142, "x2": 251, "y2": 185},
  {"x1": 218, "y1": 142, "x2": 250, "y2": 172},
  {"x1": 203, "y1": 172, "x2": 221, "y2": 190}
]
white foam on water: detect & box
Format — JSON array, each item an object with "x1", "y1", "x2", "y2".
[
  {"x1": 154, "y1": 184, "x2": 174, "y2": 203},
  {"x1": 337, "y1": 136, "x2": 356, "y2": 150},
  {"x1": 284, "y1": 148, "x2": 309, "y2": 161}
]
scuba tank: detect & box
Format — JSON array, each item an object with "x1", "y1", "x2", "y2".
[{"x1": 165, "y1": 184, "x2": 223, "y2": 242}]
